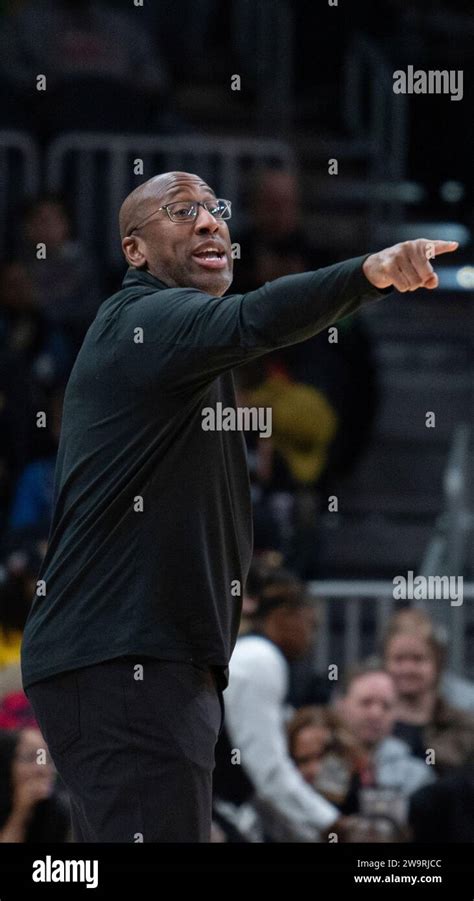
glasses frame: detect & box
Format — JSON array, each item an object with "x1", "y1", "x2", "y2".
[{"x1": 127, "y1": 199, "x2": 232, "y2": 236}]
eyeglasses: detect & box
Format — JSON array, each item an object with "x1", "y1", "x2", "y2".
[{"x1": 127, "y1": 199, "x2": 232, "y2": 235}]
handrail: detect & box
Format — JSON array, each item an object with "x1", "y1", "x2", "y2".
[
  {"x1": 419, "y1": 423, "x2": 472, "y2": 578},
  {"x1": 307, "y1": 581, "x2": 474, "y2": 600}
]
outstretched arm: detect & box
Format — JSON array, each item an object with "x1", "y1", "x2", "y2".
[{"x1": 120, "y1": 239, "x2": 459, "y2": 391}]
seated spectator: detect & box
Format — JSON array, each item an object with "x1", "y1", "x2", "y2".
[
  {"x1": 9, "y1": 385, "x2": 63, "y2": 532},
  {"x1": 233, "y1": 166, "x2": 330, "y2": 294},
  {"x1": 334, "y1": 663, "x2": 434, "y2": 839},
  {"x1": 235, "y1": 359, "x2": 338, "y2": 578},
  {"x1": 213, "y1": 567, "x2": 342, "y2": 842},
  {"x1": 382, "y1": 609, "x2": 474, "y2": 773},
  {"x1": 0, "y1": 261, "x2": 72, "y2": 385},
  {"x1": 282, "y1": 314, "x2": 379, "y2": 485},
  {"x1": 287, "y1": 706, "x2": 360, "y2": 806},
  {"x1": 236, "y1": 360, "x2": 338, "y2": 490},
  {"x1": 0, "y1": 727, "x2": 70, "y2": 842},
  {"x1": 19, "y1": 195, "x2": 102, "y2": 357}
]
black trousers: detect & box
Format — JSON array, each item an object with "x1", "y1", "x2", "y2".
[{"x1": 26, "y1": 656, "x2": 225, "y2": 842}]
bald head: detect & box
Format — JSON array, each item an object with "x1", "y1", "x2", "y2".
[
  {"x1": 119, "y1": 172, "x2": 212, "y2": 240},
  {"x1": 119, "y1": 171, "x2": 233, "y2": 296}
]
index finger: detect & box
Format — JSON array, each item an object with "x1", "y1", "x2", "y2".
[{"x1": 428, "y1": 240, "x2": 459, "y2": 257}]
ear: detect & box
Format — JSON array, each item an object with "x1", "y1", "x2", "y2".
[{"x1": 122, "y1": 235, "x2": 147, "y2": 268}]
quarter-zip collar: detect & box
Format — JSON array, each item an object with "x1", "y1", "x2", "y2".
[{"x1": 122, "y1": 266, "x2": 171, "y2": 292}]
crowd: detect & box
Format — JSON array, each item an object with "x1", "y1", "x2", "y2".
[{"x1": 212, "y1": 563, "x2": 474, "y2": 843}]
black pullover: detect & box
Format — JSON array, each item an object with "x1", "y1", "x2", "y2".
[{"x1": 21, "y1": 257, "x2": 388, "y2": 691}]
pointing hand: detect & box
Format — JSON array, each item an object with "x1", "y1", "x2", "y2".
[{"x1": 363, "y1": 239, "x2": 459, "y2": 292}]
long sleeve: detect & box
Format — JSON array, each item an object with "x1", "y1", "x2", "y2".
[
  {"x1": 117, "y1": 255, "x2": 388, "y2": 392},
  {"x1": 225, "y1": 638, "x2": 338, "y2": 841}
]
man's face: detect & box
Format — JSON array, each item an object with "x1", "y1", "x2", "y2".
[
  {"x1": 342, "y1": 673, "x2": 396, "y2": 750},
  {"x1": 122, "y1": 174, "x2": 233, "y2": 296},
  {"x1": 281, "y1": 604, "x2": 318, "y2": 659}
]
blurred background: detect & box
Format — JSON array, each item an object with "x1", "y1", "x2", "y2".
[{"x1": 0, "y1": 0, "x2": 472, "y2": 844}]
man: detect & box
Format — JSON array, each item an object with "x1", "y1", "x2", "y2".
[
  {"x1": 21, "y1": 170, "x2": 457, "y2": 842},
  {"x1": 213, "y1": 567, "x2": 342, "y2": 842},
  {"x1": 335, "y1": 664, "x2": 435, "y2": 836}
]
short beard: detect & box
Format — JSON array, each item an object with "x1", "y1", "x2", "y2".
[{"x1": 147, "y1": 260, "x2": 233, "y2": 297}]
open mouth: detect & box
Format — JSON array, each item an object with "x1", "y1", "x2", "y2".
[{"x1": 192, "y1": 247, "x2": 227, "y2": 269}]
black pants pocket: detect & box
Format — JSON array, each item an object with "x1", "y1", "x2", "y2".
[{"x1": 28, "y1": 671, "x2": 81, "y2": 756}]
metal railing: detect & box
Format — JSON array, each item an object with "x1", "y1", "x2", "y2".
[
  {"x1": 417, "y1": 424, "x2": 473, "y2": 672},
  {"x1": 419, "y1": 423, "x2": 472, "y2": 577},
  {"x1": 46, "y1": 132, "x2": 294, "y2": 266},
  {"x1": 307, "y1": 580, "x2": 474, "y2": 677},
  {"x1": 0, "y1": 130, "x2": 40, "y2": 258},
  {"x1": 342, "y1": 33, "x2": 408, "y2": 238}
]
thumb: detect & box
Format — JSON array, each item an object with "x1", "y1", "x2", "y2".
[{"x1": 423, "y1": 273, "x2": 439, "y2": 290}]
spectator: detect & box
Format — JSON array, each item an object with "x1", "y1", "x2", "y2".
[
  {"x1": 335, "y1": 663, "x2": 434, "y2": 838},
  {"x1": 383, "y1": 609, "x2": 474, "y2": 773},
  {"x1": 287, "y1": 704, "x2": 395, "y2": 841},
  {"x1": 238, "y1": 557, "x2": 279, "y2": 635},
  {"x1": 0, "y1": 260, "x2": 72, "y2": 385},
  {"x1": 235, "y1": 358, "x2": 338, "y2": 578},
  {"x1": 9, "y1": 385, "x2": 63, "y2": 532},
  {"x1": 0, "y1": 727, "x2": 70, "y2": 842},
  {"x1": 236, "y1": 360, "x2": 338, "y2": 490},
  {"x1": 282, "y1": 315, "x2": 379, "y2": 485},
  {"x1": 233, "y1": 166, "x2": 330, "y2": 294},
  {"x1": 20, "y1": 195, "x2": 102, "y2": 357},
  {"x1": 214, "y1": 567, "x2": 342, "y2": 842},
  {"x1": 288, "y1": 705, "x2": 360, "y2": 806}
]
